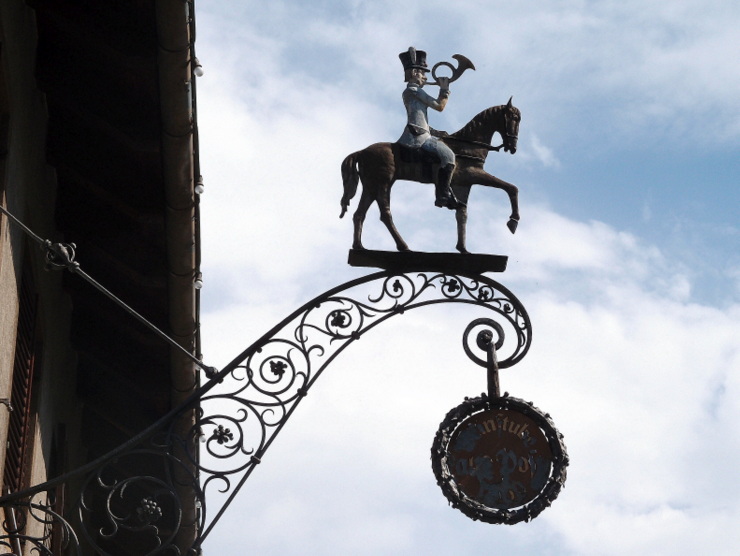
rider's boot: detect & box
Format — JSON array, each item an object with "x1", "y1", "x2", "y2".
[{"x1": 434, "y1": 164, "x2": 464, "y2": 210}]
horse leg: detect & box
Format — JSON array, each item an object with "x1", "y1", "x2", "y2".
[
  {"x1": 352, "y1": 190, "x2": 375, "y2": 250},
  {"x1": 377, "y1": 185, "x2": 410, "y2": 252},
  {"x1": 498, "y1": 176, "x2": 520, "y2": 233},
  {"x1": 452, "y1": 184, "x2": 472, "y2": 253},
  {"x1": 474, "y1": 170, "x2": 520, "y2": 234},
  {"x1": 506, "y1": 183, "x2": 520, "y2": 233}
]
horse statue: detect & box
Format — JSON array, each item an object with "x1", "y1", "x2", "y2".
[{"x1": 340, "y1": 98, "x2": 521, "y2": 253}]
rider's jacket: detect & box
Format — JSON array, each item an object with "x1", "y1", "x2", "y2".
[
  {"x1": 398, "y1": 84, "x2": 442, "y2": 147},
  {"x1": 398, "y1": 84, "x2": 455, "y2": 166}
]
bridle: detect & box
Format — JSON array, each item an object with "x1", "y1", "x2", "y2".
[
  {"x1": 443, "y1": 106, "x2": 519, "y2": 156},
  {"x1": 444, "y1": 136, "x2": 504, "y2": 152}
]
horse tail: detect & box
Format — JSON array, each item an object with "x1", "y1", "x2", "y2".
[{"x1": 340, "y1": 151, "x2": 361, "y2": 218}]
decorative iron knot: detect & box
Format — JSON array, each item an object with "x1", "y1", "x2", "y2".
[
  {"x1": 270, "y1": 360, "x2": 288, "y2": 378},
  {"x1": 329, "y1": 310, "x2": 348, "y2": 328},
  {"x1": 477, "y1": 329, "x2": 494, "y2": 350},
  {"x1": 211, "y1": 424, "x2": 234, "y2": 445},
  {"x1": 43, "y1": 240, "x2": 79, "y2": 271},
  {"x1": 442, "y1": 277, "x2": 462, "y2": 295},
  {"x1": 136, "y1": 497, "x2": 163, "y2": 525}
]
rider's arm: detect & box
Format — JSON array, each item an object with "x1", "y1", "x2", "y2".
[
  {"x1": 411, "y1": 87, "x2": 449, "y2": 112},
  {"x1": 434, "y1": 76, "x2": 451, "y2": 111}
]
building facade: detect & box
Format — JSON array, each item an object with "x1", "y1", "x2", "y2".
[{"x1": 0, "y1": 1, "x2": 203, "y2": 553}]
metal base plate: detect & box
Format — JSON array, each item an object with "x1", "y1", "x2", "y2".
[{"x1": 348, "y1": 249, "x2": 508, "y2": 273}]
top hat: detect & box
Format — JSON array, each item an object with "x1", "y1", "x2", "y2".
[{"x1": 399, "y1": 47, "x2": 430, "y2": 74}]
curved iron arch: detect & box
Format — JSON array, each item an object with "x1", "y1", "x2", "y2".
[{"x1": 0, "y1": 270, "x2": 531, "y2": 555}]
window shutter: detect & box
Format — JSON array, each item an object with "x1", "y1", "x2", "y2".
[{"x1": 3, "y1": 268, "x2": 39, "y2": 493}]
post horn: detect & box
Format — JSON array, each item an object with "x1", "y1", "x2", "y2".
[{"x1": 427, "y1": 54, "x2": 476, "y2": 86}]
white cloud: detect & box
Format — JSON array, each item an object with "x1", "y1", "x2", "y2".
[
  {"x1": 527, "y1": 133, "x2": 561, "y2": 168},
  {"x1": 456, "y1": 0, "x2": 740, "y2": 146},
  {"x1": 193, "y1": 2, "x2": 740, "y2": 554},
  {"x1": 198, "y1": 202, "x2": 740, "y2": 555}
]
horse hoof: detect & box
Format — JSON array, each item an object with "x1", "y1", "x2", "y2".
[
  {"x1": 507, "y1": 219, "x2": 519, "y2": 234},
  {"x1": 456, "y1": 246, "x2": 470, "y2": 254}
]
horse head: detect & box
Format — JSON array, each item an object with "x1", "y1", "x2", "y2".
[
  {"x1": 502, "y1": 97, "x2": 520, "y2": 154},
  {"x1": 446, "y1": 99, "x2": 521, "y2": 156}
]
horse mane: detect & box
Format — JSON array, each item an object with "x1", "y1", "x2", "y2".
[{"x1": 449, "y1": 105, "x2": 503, "y2": 141}]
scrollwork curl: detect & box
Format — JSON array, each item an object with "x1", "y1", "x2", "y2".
[
  {"x1": 369, "y1": 273, "x2": 418, "y2": 305},
  {"x1": 0, "y1": 270, "x2": 533, "y2": 553},
  {"x1": 0, "y1": 491, "x2": 81, "y2": 555}
]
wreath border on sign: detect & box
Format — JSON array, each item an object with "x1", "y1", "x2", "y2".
[{"x1": 431, "y1": 394, "x2": 568, "y2": 524}]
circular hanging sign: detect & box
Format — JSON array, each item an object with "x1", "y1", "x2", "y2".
[{"x1": 431, "y1": 394, "x2": 568, "y2": 524}]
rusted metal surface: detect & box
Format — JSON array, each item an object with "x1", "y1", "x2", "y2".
[
  {"x1": 432, "y1": 395, "x2": 568, "y2": 524},
  {"x1": 447, "y1": 408, "x2": 552, "y2": 508}
]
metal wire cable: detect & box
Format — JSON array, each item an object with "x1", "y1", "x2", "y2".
[{"x1": 0, "y1": 203, "x2": 216, "y2": 377}]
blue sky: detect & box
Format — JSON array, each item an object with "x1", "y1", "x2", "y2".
[{"x1": 193, "y1": 1, "x2": 739, "y2": 554}]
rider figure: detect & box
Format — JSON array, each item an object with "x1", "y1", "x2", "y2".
[{"x1": 398, "y1": 47, "x2": 463, "y2": 210}]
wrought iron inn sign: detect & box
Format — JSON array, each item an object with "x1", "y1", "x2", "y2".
[
  {"x1": 341, "y1": 46, "x2": 567, "y2": 524},
  {"x1": 0, "y1": 47, "x2": 566, "y2": 555}
]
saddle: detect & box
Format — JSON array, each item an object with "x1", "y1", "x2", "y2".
[{"x1": 392, "y1": 143, "x2": 438, "y2": 183}]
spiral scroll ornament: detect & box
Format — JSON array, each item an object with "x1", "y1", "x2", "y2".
[
  {"x1": 192, "y1": 271, "x2": 532, "y2": 542},
  {"x1": 0, "y1": 270, "x2": 532, "y2": 552},
  {"x1": 0, "y1": 492, "x2": 81, "y2": 555}
]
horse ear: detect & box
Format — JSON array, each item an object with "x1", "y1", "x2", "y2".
[{"x1": 507, "y1": 96, "x2": 513, "y2": 108}]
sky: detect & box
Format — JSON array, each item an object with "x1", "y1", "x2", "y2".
[{"x1": 192, "y1": 1, "x2": 739, "y2": 554}]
